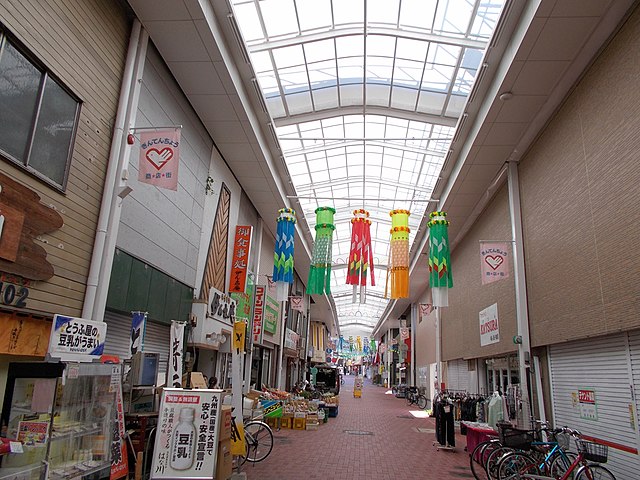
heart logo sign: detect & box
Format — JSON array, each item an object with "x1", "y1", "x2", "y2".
[
  {"x1": 145, "y1": 148, "x2": 174, "y2": 170},
  {"x1": 485, "y1": 255, "x2": 504, "y2": 270}
]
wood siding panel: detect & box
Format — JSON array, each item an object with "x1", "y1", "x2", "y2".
[
  {"x1": 200, "y1": 184, "x2": 232, "y2": 300},
  {"x1": 0, "y1": 0, "x2": 129, "y2": 317}
]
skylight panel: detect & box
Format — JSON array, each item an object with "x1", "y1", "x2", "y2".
[
  {"x1": 273, "y1": 45, "x2": 305, "y2": 69},
  {"x1": 260, "y1": 0, "x2": 299, "y2": 38},
  {"x1": 286, "y1": 91, "x2": 313, "y2": 114},
  {"x1": 399, "y1": 0, "x2": 438, "y2": 32},
  {"x1": 434, "y1": 0, "x2": 474, "y2": 36},
  {"x1": 369, "y1": 0, "x2": 400, "y2": 26},
  {"x1": 333, "y1": 0, "x2": 364, "y2": 26},
  {"x1": 297, "y1": 0, "x2": 333, "y2": 32},
  {"x1": 233, "y1": 3, "x2": 264, "y2": 42},
  {"x1": 312, "y1": 87, "x2": 339, "y2": 110}
]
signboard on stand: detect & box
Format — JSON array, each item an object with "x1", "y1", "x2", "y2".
[
  {"x1": 151, "y1": 388, "x2": 222, "y2": 479},
  {"x1": 47, "y1": 314, "x2": 106, "y2": 362}
]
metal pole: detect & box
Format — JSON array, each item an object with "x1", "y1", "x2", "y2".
[
  {"x1": 243, "y1": 219, "x2": 263, "y2": 394},
  {"x1": 410, "y1": 304, "x2": 417, "y2": 386},
  {"x1": 507, "y1": 161, "x2": 533, "y2": 427},
  {"x1": 386, "y1": 328, "x2": 391, "y2": 388},
  {"x1": 276, "y1": 301, "x2": 287, "y2": 391},
  {"x1": 435, "y1": 307, "x2": 441, "y2": 392}
]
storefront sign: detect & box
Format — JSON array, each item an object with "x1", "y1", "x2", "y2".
[
  {"x1": 252, "y1": 285, "x2": 265, "y2": 345},
  {"x1": 130, "y1": 311, "x2": 147, "y2": 356},
  {"x1": 229, "y1": 226, "x2": 252, "y2": 293},
  {"x1": 480, "y1": 242, "x2": 510, "y2": 285},
  {"x1": 233, "y1": 321, "x2": 246, "y2": 353},
  {"x1": 47, "y1": 314, "x2": 106, "y2": 362},
  {"x1": 479, "y1": 303, "x2": 500, "y2": 346},
  {"x1": 138, "y1": 129, "x2": 180, "y2": 191},
  {"x1": 168, "y1": 321, "x2": 185, "y2": 389},
  {"x1": 419, "y1": 303, "x2": 433, "y2": 317},
  {"x1": 208, "y1": 287, "x2": 236, "y2": 324},
  {"x1": 284, "y1": 328, "x2": 298, "y2": 350},
  {"x1": 151, "y1": 388, "x2": 222, "y2": 479},
  {"x1": 110, "y1": 364, "x2": 128, "y2": 480},
  {"x1": 578, "y1": 388, "x2": 598, "y2": 420},
  {"x1": 263, "y1": 290, "x2": 278, "y2": 335},
  {"x1": 0, "y1": 273, "x2": 30, "y2": 308}
]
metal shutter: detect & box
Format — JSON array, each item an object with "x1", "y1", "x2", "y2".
[
  {"x1": 628, "y1": 330, "x2": 640, "y2": 446},
  {"x1": 104, "y1": 311, "x2": 170, "y2": 374},
  {"x1": 549, "y1": 334, "x2": 638, "y2": 479},
  {"x1": 447, "y1": 358, "x2": 469, "y2": 392}
]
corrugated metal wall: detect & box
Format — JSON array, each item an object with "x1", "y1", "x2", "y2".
[{"x1": 549, "y1": 333, "x2": 640, "y2": 479}]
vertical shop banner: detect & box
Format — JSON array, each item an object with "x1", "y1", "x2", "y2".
[
  {"x1": 167, "y1": 321, "x2": 185, "y2": 388},
  {"x1": 290, "y1": 296, "x2": 304, "y2": 312},
  {"x1": 480, "y1": 242, "x2": 510, "y2": 285},
  {"x1": 233, "y1": 321, "x2": 247, "y2": 354},
  {"x1": 400, "y1": 327, "x2": 409, "y2": 340},
  {"x1": 252, "y1": 285, "x2": 266, "y2": 345},
  {"x1": 47, "y1": 314, "x2": 106, "y2": 362},
  {"x1": 151, "y1": 388, "x2": 222, "y2": 479},
  {"x1": 138, "y1": 129, "x2": 180, "y2": 190},
  {"x1": 479, "y1": 303, "x2": 499, "y2": 346},
  {"x1": 110, "y1": 364, "x2": 128, "y2": 480},
  {"x1": 229, "y1": 226, "x2": 253, "y2": 293},
  {"x1": 263, "y1": 284, "x2": 279, "y2": 335},
  {"x1": 130, "y1": 311, "x2": 147, "y2": 356}
]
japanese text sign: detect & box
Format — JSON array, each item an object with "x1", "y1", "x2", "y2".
[
  {"x1": 480, "y1": 242, "x2": 510, "y2": 285},
  {"x1": 229, "y1": 226, "x2": 253, "y2": 293},
  {"x1": 263, "y1": 285, "x2": 279, "y2": 335},
  {"x1": 578, "y1": 388, "x2": 598, "y2": 420},
  {"x1": 151, "y1": 388, "x2": 222, "y2": 479},
  {"x1": 138, "y1": 129, "x2": 180, "y2": 191},
  {"x1": 208, "y1": 287, "x2": 236, "y2": 324},
  {"x1": 479, "y1": 303, "x2": 500, "y2": 346},
  {"x1": 110, "y1": 364, "x2": 128, "y2": 480},
  {"x1": 167, "y1": 321, "x2": 185, "y2": 389},
  {"x1": 48, "y1": 314, "x2": 106, "y2": 362},
  {"x1": 130, "y1": 311, "x2": 147, "y2": 357},
  {"x1": 252, "y1": 285, "x2": 265, "y2": 345},
  {"x1": 233, "y1": 321, "x2": 246, "y2": 353}
]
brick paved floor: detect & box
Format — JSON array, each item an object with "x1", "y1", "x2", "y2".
[{"x1": 242, "y1": 376, "x2": 474, "y2": 480}]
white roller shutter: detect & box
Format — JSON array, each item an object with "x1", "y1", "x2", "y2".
[
  {"x1": 549, "y1": 333, "x2": 639, "y2": 479},
  {"x1": 446, "y1": 358, "x2": 469, "y2": 392},
  {"x1": 628, "y1": 330, "x2": 640, "y2": 445},
  {"x1": 104, "y1": 311, "x2": 170, "y2": 374}
]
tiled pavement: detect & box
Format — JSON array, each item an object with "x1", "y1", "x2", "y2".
[{"x1": 242, "y1": 376, "x2": 474, "y2": 480}]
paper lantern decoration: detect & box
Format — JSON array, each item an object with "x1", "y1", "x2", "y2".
[
  {"x1": 306, "y1": 206, "x2": 336, "y2": 295},
  {"x1": 273, "y1": 208, "x2": 296, "y2": 301},
  {"x1": 388, "y1": 209, "x2": 410, "y2": 298},
  {"x1": 428, "y1": 211, "x2": 453, "y2": 307},
  {"x1": 346, "y1": 209, "x2": 375, "y2": 303}
]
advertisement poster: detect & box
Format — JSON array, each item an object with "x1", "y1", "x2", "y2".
[
  {"x1": 479, "y1": 303, "x2": 500, "y2": 346},
  {"x1": 151, "y1": 389, "x2": 222, "y2": 479},
  {"x1": 252, "y1": 285, "x2": 265, "y2": 345},
  {"x1": 17, "y1": 421, "x2": 48, "y2": 445},
  {"x1": 263, "y1": 283, "x2": 279, "y2": 335},
  {"x1": 48, "y1": 314, "x2": 106, "y2": 362},
  {"x1": 110, "y1": 365, "x2": 128, "y2": 480},
  {"x1": 578, "y1": 388, "x2": 598, "y2": 421}
]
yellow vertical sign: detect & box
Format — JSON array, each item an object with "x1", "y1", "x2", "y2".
[{"x1": 233, "y1": 320, "x2": 247, "y2": 353}]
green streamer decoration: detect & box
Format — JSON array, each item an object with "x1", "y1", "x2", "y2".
[
  {"x1": 307, "y1": 207, "x2": 336, "y2": 295},
  {"x1": 428, "y1": 211, "x2": 453, "y2": 307}
]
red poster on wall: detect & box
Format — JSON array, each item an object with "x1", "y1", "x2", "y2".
[{"x1": 229, "y1": 226, "x2": 253, "y2": 293}]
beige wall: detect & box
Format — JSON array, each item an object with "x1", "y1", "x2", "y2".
[
  {"x1": 0, "y1": 0, "x2": 129, "y2": 316},
  {"x1": 441, "y1": 186, "x2": 518, "y2": 361},
  {"x1": 520, "y1": 6, "x2": 640, "y2": 347},
  {"x1": 440, "y1": 6, "x2": 640, "y2": 359}
]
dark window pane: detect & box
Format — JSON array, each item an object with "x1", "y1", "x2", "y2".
[
  {"x1": 0, "y1": 40, "x2": 41, "y2": 161},
  {"x1": 29, "y1": 76, "x2": 77, "y2": 185}
]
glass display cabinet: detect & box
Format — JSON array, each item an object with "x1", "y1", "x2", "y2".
[{"x1": 0, "y1": 362, "x2": 119, "y2": 480}]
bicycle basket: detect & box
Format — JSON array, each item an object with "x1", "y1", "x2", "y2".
[
  {"x1": 577, "y1": 440, "x2": 608, "y2": 463},
  {"x1": 553, "y1": 431, "x2": 571, "y2": 450},
  {"x1": 498, "y1": 424, "x2": 535, "y2": 450}
]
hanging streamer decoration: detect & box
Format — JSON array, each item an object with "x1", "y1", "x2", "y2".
[
  {"x1": 346, "y1": 209, "x2": 375, "y2": 303},
  {"x1": 428, "y1": 211, "x2": 453, "y2": 307},
  {"x1": 273, "y1": 208, "x2": 296, "y2": 302},
  {"x1": 307, "y1": 207, "x2": 336, "y2": 295},
  {"x1": 387, "y1": 209, "x2": 411, "y2": 298}
]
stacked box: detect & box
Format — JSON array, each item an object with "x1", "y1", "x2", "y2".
[
  {"x1": 293, "y1": 417, "x2": 306, "y2": 430},
  {"x1": 280, "y1": 415, "x2": 293, "y2": 429},
  {"x1": 306, "y1": 413, "x2": 319, "y2": 430}
]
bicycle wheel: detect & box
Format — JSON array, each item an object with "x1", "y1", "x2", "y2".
[
  {"x1": 549, "y1": 451, "x2": 578, "y2": 479},
  {"x1": 416, "y1": 394, "x2": 428, "y2": 410},
  {"x1": 406, "y1": 394, "x2": 413, "y2": 406},
  {"x1": 497, "y1": 452, "x2": 539, "y2": 480},
  {"x1": 470, "y1": 440, "x2": 497, "y2": 480},
  {"x1": 575, "y1": 464, "x2": 616, "y2": 480},
  {"x1": 243, "y1": 420, "x2": 274, "y2": 463},
  {"x1": 486, "y1": 447, "x2": 514, "y2": 480}
]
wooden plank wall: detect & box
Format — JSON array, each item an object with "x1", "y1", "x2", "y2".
[{"x1": 0, "y1": 0, "x2": 130, "y2": 316}]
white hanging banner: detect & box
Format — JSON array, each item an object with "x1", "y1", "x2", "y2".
[
  {"x1": 419, "y1": 303, "x2": 433, "y2": 317},
  {"x1": 167, "y1": 321, "x2": 185, "y2": 388},
  {"x1": 480, "y1": 242, "x2": 510, "y2": 285},
  {"x1": 138, "y1": 129, "x2": 180, "y2": 191},
  {"x1": 400, "y1": 327, "x2": 409, "y2": 340},
  {"x1": 290, "y1": 296, "x2": 304, "y2": 312}
]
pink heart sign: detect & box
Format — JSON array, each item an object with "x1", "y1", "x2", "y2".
[
  {"x1": 485, "y1": 255, "x2": 504, "y2": 270},
  {"x1": 145, "y1": 147, "x2": 174, "y2": 170}
]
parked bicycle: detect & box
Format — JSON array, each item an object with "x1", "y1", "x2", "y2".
[
  {"x1": 230, "y1": 408, "x2": 274, "y2": 467},
  {"x1": 405, "y1": 386, "x2": 428, "y2": 409}
]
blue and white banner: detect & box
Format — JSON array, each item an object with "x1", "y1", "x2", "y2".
[
  {"x1": 130, "y1": 311, "x2": 147, "y2": 357},
  {"x1": 48, "y1": 314, "x2": 106, "y2": 362}
]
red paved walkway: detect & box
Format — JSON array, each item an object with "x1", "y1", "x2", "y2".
[{"x1": 242, "y1": 376, "x2": 473, "y2": 480}]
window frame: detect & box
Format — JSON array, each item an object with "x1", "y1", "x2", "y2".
[{"x1": 0, "y1": 26, "x2": 82, "y2": 192}]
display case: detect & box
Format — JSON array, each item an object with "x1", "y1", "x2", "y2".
[{"x1": 0, "y1": 362, "x2": 119, "y2": 480}]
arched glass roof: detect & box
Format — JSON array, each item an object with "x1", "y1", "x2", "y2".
[{"x1": 230, "y1": 0, "x2": 506, "y2": 333}]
